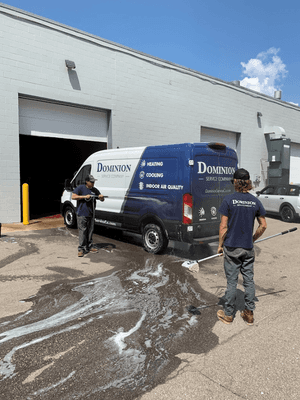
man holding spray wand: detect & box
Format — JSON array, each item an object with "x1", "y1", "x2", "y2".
[
  {"x1": 72, "y1": 175, "x2": 105, "y2": 257},
  {"x1": 217, "y1": 169, "x2": 267, "y2": 325}
]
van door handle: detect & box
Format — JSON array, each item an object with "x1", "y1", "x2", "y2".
[
  {"x1": 264, "y1": 196, "x2": 268, "y2": 198},
  {"x1": 280, "y1": 197, "x2": 284, "y2": 200}
]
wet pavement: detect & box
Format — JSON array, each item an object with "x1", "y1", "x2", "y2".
[
  {"x1": 0, "y1": 224, "x2": 220, "y2": 399},
  {"x1": 1, "y1": 219, "x2": 300, "y2": 399}
]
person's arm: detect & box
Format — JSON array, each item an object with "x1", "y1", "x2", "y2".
[
  {"x1": 218, "y1": 214, "x2": 228, "y2": 254},
  {"x1": 72, "y1": 193, "x2": 91, "y2": 200},
  {"x1": 253, "y1": 216, "x2": 267, "y2": 242},
  {"x1": 72, "y1": 188, "x2": 91, "y2": 201}
]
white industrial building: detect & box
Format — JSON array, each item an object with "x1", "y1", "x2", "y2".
[{"x1": 1, "y1": 3, "x2": 300, "y2": 223}]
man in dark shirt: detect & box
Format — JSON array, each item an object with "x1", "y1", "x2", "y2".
[
  {"x1": 72, "y1": 174, "x2": 104, "y2": 257},
  {"x1": 217, "y1": 168, "x2": 267, "y2": 325}
]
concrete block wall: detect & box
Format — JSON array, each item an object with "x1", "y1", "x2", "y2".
[
  {"x1": 1, "y1": 4, "x2": 300, "y2": 222},
  {"x1": 0, "y1": 6, "x2": 117, "y2": 222}
]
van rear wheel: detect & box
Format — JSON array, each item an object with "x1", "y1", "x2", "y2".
[
  {"x1": 64, "y1": 206, "x2": 77, "y2": 228},
  {"x1": 142, "y1": 223, "x2": 168, "y2": 254}
]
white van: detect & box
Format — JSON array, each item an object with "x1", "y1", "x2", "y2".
[{"x1": 61, "y1": 142, "x2": 238, "y2": 253}]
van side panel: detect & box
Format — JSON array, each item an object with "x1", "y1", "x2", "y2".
[
  {"x1": 93, "y1": 147, "x2": 146, "y2": 227},
  {"x1": 122, "y1": 144, "x2": 192, "y2": 237}
]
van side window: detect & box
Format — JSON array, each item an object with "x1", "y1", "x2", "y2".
[{"x1": 73, "y1": 165, "x2": 91, "y2": 187}]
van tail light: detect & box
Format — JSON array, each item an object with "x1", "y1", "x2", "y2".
[{"x1": 183, "y1": 193, "x2": 193, "y2": 224}]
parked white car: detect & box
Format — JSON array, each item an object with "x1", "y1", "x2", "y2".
[{"x1": 256, "y1": 184, "x2": 300, "y2": 222}]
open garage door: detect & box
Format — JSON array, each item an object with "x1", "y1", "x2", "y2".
[
  {"x1": 19, "y1": 97, "x2": 108, "y2": 219},
  {"x1": 19, "y1": 135, "x2": 107, "y2": 218},
  {"x1": 290, "y1": 143, "x2": 300, "y2": 184}
]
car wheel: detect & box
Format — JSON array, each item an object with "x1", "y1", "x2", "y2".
[
  {"x1": 64, "y1": 205, "x2": 77, "y2": 228},
  {"x1": 142, "y1": 223, "x2": 168, "y2": 254},
  {"x1": 280, "y1": 205, "x2": 295, "y2": 222}
]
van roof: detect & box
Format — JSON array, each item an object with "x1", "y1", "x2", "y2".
[{"x1": 84, "y1": 142, "x2": 237, "y2": 162}]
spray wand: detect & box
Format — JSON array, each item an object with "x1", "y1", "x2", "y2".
[{"x1": 182, "y1": 227, "x2": 297, "y2": 269}]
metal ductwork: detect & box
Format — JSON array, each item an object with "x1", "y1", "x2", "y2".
[{"x1": 264, "y1": 128, "x2": 290, "y2": 185}]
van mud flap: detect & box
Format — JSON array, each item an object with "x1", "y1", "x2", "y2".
[{"x1": 175, "y1": 225, "x2": 183, "y2": 242}]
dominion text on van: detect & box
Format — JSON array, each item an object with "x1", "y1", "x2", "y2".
[
  {"x1": 197, "y1": 162, "x2": 235, "y2": 175},
  {"x1": 97, "y1": 163, "x2": 131, "y2": 173}
]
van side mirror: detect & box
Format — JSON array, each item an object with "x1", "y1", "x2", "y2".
[
  {"x1": 64, "y1": 179, "x2": 73, "y2": 191},
  {"x1": 256, "y1": 191, "x2": 261, "y2": 196}
]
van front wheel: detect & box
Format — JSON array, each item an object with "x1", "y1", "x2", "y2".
[
  {"x1": 142, "y1": 223, "x2": 168, "y2": 254},
  {"x1": 64, "y1": 206, "x2": 77, "y2": 228}
]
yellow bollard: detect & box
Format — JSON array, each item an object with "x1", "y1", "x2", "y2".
[{"x1": 22, "y1": 183, "x2": 29, "y2": 225}]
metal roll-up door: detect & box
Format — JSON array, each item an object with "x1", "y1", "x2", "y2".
[
  {"x1": 19, "y1": 98, "x2": 108, "y2": 142},
  {"x1": 201, "y1": 127, "x2": 237, "y2": 151}
]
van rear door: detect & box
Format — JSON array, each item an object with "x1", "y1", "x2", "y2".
[{"x1": 191, "y1": 143, "x2": 237, "y2": 238}]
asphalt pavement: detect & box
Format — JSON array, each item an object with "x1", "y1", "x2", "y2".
[{"x1": 0, "y1": 216, "x2": 300, "y2": 399}]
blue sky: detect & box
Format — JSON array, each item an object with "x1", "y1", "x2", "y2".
[{"x1": 3, "y1": 0, "x2": 300, "y2": 105}]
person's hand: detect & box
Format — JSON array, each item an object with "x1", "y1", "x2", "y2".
[
  {"x1": 86, "y1": 194, "x2": 91, "y2": 199},
  {"x1": 217, "y1": 246, "x2": 223, "y2": 254},
  {"x1": 99, "y1": 194, "x2": 104, "y2": 202}
]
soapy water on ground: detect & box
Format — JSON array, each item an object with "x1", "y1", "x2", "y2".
[{"x1": 0, "y1": 258, "x2": 215, "y2": 399}]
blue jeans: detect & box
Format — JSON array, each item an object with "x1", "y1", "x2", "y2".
[
  {"x1": 223, "y1": 246, "x2": 255, "y2": 316},
  {"x1": 77, "y1": 215, "x2": 95, "y2": 252}
]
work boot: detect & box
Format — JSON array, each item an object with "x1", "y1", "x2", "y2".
[
  {"x1": 217, "y1": 309, "x2": 233, "y2": 324},
  {"x1": 78, "y1": 251, "x2": 84, "y2": 257},
  {"x1": 241, "y1": 309, "x2": 254, "y2": 325}
]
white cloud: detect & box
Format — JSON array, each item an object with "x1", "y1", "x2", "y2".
[{"x1": 240, "y1": 48, "x2": 287, "y2": 96}]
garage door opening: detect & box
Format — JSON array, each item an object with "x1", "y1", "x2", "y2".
[{"x1": 19, "y1": 135, "x2": 106, "y2": 219}]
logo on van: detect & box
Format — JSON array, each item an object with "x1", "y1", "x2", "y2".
[
  {"x1": 197, "y1": 162, "x2": 235, "y2": 175},
  {"x1": 139, "y1": 171, "x2": 145, "y2": 179},
  {"x1": 198, "y1": 207, "x2": 205, "y2": 217},
  {"x1": 211, "y1": 207, "x2": 217, "y2": 216},
  {"x1": 97, "y1": 163, "x2": 131, "y2": 173}
]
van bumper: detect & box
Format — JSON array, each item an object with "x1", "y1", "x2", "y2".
[
  {"x1": 181, "y1": 229, "x2": 219, "y2": 244},
  {"x1": 192, "y1": 234, "x2": 219, "y2": 244},
  {"x1": 166, "y1": 221, "x2": 219, "y2": 244}
]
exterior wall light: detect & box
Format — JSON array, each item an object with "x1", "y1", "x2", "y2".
[
  {"x1": 257, "y1": 112, "x2": 262, "y2": 117},
  {"x1": 65, "y1": 60, "x2": 76, "y2": 69}
]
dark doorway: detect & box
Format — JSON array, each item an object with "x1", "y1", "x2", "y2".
[{"x1": 19, "y1": 135, "x2": 107, "y2": 219}]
